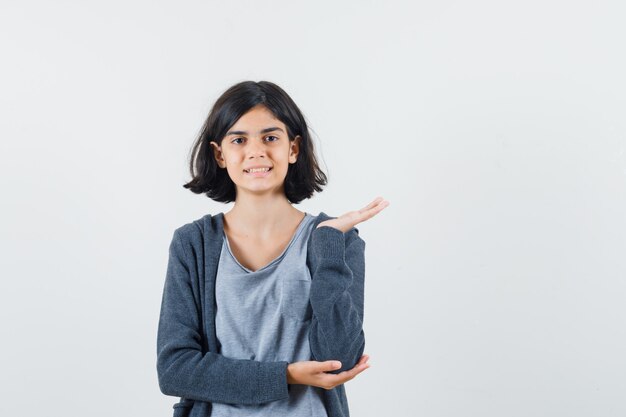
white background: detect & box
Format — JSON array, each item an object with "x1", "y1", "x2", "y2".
[{"x1": 1, "y1": 1, "x2": 625, "y2": 416}]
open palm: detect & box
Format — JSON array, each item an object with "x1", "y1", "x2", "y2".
[{"x1": 316, "y1": 197, "x2": 390, "y2": 233}]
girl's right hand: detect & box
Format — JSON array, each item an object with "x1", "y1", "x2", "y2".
[{"x1": 286, "y1": 354, "x2": 371, "y2": 390}]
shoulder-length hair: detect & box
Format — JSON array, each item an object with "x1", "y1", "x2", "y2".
[{"x1": 183, "y1": 80, "x2": 328, "y2": 204}]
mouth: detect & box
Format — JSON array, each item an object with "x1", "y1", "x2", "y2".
[
  {"x1": 243, "y1": 167, "x2": 273, "y2": 176},
  {"x1": 243, "y1": 167, "x2": 273, "y2": 173}
]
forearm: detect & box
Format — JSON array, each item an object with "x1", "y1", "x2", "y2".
[
  {"x1": 158, "y1": 229, "x2": 290, "y2": 404},
  {"x1": 307, "y1": 226, "x2": 366, "y2": 374},
  {"x1": 157, "y1": 344, "x2": 290, "y2": 404}
]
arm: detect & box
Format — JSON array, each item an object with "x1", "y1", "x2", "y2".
[
  {"x1": 157, "y1": 229, "x2": 290, "y2": 404},
  {"x1": 308, "y1": 225, "x2": 366, "y2": 375}
]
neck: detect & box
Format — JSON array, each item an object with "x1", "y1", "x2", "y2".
[{"x1": 224, "y1": 190, "x2": 304, "y2": 239}]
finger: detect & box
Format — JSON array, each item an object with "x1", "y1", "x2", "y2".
[
  {"x1": 372, "y1": 200, "x2": 389, "y2": 214},
  {"x1": 323, "y1": 366, "x2": 362, "y2": 384},
  {"x1": 357, "y1": 200, "x2": 389, "y2": 222},
  {"x1": 323, "y1": 362, "x2": 370, "y2": 386},
  {"x1": 344, "y1": 360, "x2": 370, "y2": 376},
  {"x1": 327, "y1": 363, "x2": 370, "y2": 381},
  {"x1": 360, "y1": 197, "x2": 384, "y2": 213},
  {"x1": 321, "y1": 360, "x2": 342, "y2": 372},
  {"x1": 361, "y1": 198, "x2": 388, "y2": 215}
]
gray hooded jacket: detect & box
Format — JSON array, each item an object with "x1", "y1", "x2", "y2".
[{"x1": 156, "y1": 211, "x2": 366, "y2": 417}]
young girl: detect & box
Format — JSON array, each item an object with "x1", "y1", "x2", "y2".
[{"x1": 157, "y1": 80, "x2": 389, "y2": 417}]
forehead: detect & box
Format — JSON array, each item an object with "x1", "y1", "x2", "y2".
[{"x1": 228, "y1": 105, "x2": 286, "y2": 132}]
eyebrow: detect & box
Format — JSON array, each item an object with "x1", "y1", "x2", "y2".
[{"x1": 225, "y1": 126, "x2": 285, "y2": 136}]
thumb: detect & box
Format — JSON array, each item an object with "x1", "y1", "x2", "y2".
[{"x1": 324, "y1": 360, "x2": 342, "y2": 371}]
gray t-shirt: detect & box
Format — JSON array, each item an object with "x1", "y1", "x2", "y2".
[{"x1": 210, "y1": 212, "x2": 328, "y2": 417}]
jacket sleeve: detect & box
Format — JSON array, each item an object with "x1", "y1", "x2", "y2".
[
  {"x1": 157, "y1": 229, "x2": 290, "y2": 405},
  {"x1": 308, "y1": 225, "x2": 366, "y2": 374}
]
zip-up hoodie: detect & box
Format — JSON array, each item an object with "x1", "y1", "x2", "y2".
[{"x1": 156, "y1": 211, "x2": 367, "y2": 417}]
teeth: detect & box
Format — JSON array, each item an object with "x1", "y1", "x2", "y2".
[{"x1": 247, "y1": 167, "x2": 270, "y2": 173}]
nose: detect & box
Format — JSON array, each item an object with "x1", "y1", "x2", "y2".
[{"x1": 246, "y1": 139, "x2": 267, "y2": 158}]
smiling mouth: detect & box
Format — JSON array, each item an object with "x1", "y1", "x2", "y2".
[{"x1": 243, "y1": 167, "x2": 273, "y2": 173}]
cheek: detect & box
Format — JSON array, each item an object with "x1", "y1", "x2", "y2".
[{"x1": 226, "y1": 164, "x2": 243, "y2": 179}]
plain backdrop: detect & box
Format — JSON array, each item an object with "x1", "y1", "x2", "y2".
[{"x1": 1, "y1": 1, "x2": 625, "y2": 416}]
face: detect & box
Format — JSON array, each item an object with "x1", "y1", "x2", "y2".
[{"x1": 210, "y1": 104, "x2": 301, "y2": 199}]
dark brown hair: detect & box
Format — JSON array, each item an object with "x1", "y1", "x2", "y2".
[{"x1": 183, "y1": 81, "x2": 327, "y2": 204}]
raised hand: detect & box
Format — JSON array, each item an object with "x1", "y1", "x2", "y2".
[
  {"x1": 287, "y1": 354, "x2": 371, "y2": 390},
  {"x1": 316, "y1": 197, "x2": 390, "y2": 233}
]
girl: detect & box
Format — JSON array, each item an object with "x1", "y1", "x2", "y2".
[{"x1": 157, "y1": 80, "x2": 389, "y2": 417}]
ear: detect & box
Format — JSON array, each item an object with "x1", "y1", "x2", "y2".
[
  {"x1": 289, "y1": 135, "x2": 301, "y2": 164},
  {"x1": 209, "y1": 141, "x2": 226, "y2": 168}
]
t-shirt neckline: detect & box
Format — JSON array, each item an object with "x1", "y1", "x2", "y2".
[{"x1": 222, "y1": 212, "x2": 312, "y2": 274}]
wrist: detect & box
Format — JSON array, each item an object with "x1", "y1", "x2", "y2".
[{"x1": 287, "y1": 363, "x2": 295, "y2": 384}]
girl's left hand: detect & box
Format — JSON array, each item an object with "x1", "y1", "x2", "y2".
[{"x1": 316, "y1": 197, "x2": 390, "y2": 233}]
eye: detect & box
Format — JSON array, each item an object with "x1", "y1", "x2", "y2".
[{"x1": 231, "y1": 136, "x2": 278, "y2": 144}]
